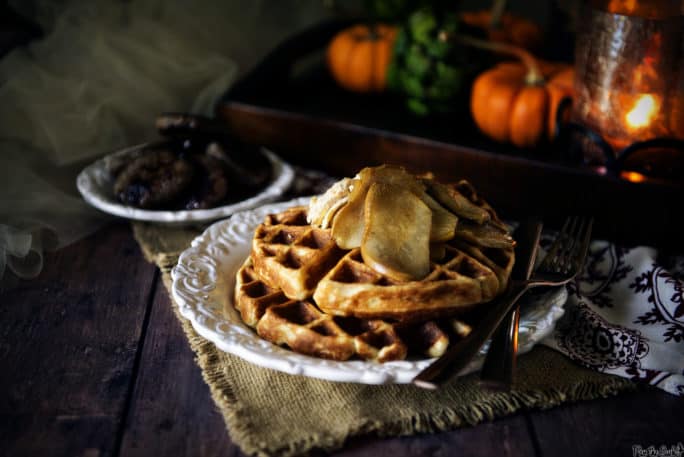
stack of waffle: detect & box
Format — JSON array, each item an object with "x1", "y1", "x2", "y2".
[{"x1": 233, "y1": 167, "x2": 515, "y2": 362}]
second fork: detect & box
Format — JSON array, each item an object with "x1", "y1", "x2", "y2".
[{"x1": 413, "y1": 216, "x2": 593, "y2": 389}]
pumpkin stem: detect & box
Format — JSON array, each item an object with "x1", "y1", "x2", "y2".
[
  {"x1": 489, "y1": 0, "x2": 507, "y2": 29},
  {"x1": 448, "y1": 33, "x2": 545, "y2": 85},
  {"x1": 368, "y1": 23, "x2": 380, "y2": 41}
]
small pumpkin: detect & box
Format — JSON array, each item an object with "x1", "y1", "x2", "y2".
[
  {"x1": 471, "y1": 59, "x2": 574, "y2": 148},
  {"x1": 327, "y1": 24, "x2": 398, "y2": 93},
  {"x1": 460, "y1": 10, "x2": 543, "y2": 51}
]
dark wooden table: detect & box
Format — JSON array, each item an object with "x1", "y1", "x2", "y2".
[{"x1": 1, "y1": 221, "x2": 683, "y2": 457}]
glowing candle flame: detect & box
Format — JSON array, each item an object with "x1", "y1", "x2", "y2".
[{"x1": 625, "y1": 94, "x2": 658, "y2": 130}]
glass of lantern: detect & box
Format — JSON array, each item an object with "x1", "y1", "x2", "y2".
[{"x1": 572, "y1": 0, "x2": 683, "y2": 164}]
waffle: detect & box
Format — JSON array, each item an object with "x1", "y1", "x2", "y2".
[
  {"x1": 235, "y1": 258, "x2": 470, "y2": 362},
  {"x1": 251, "y1": 208, "x2": 513, "y2": 322},
  {"x1": 251, "y1": 207, "x2": 346, "y2": 300},
  {"x1": 238, "y1": 174, "x2": 514, "y2": 361},
  {"x1": 313, "y1": 245, "x2": 501, "y2": 322}
]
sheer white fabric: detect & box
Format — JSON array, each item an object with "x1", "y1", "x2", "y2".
[{"x1": 0, "y1": 0, "x2": 330, "y2": 282}]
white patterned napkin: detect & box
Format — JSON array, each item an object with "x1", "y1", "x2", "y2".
[{"x1": 541, "y1": 237, "x2": 684, "y2": 395}]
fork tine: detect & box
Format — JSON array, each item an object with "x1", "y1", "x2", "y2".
[
  {"x1": 538, "y1": 217, "x2": 573, "y2": 272},
  {"x1": 558, "y1": 216, "x2": 593, "y2": 277},
  {"x1": 560, "y1": 217, "x2": 582, "y2": 274},
  {"x1": 538, "y1": 216, "x2": 594, "y2": 277},
  {"x1": 573, "y1": 217, "x2": 594, "y2": 275},
  {"x1": 560, "y1": 217, "x2": 584, "y2": 274}
]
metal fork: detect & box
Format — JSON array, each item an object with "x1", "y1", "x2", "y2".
[
  {"x1": 413, "y1": 216, "x2": 593, "y2": 389},
  {"x1": 479, "y1": 219, "x2": 542, "y2": 390}
]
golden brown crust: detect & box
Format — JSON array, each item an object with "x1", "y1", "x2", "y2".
[
  {"x1": 251, "y1": 206, "x2": 346, "y2": 300},
  {"x1": 313, "y1": 248, "x2": 500, "y2": 322},
  {"x1": 235, "y1": 259, "x2": 480, "y2": 361},
  {"x1": 235, "y1": 258, "x2": 460, "y2": 361}
]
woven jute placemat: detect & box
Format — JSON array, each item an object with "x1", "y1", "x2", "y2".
[{"x1": 132, "y1": 221, "x2": 636, "y2": 457}]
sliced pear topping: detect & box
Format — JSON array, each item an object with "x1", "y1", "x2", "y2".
[
  {"x1": 332, "y1": 177, "x2": 370, "y2": 249},
  {"x1": 423, "y1": 179, "x2": 490, "y2": 225},
  {"x1": 326, "y1": 165, "x2": 512, "y2": 280},
  {"x1": 308, "y1": 177, "x2": 352, "y2": 228},
  {"x1": 368, "y1": 165, "x2": 426, "y2": 196},
  {"x1": 418, "y1": 192, "x2": 459, "y2": 242},
  {"x1": 319, "y1": 197, "x2": 348, "y2": 229},
  {"x1": 454, "y1": 220, "x2": 515, "y2": 249},
  {"x1": 486, "y1": 216, "x2": 510, "y2": 233},
  {"x1": 361, "y1": 182, "x2": 431, "y2": 281},
  {"x1": 332, "y1": 166, "x2": 425, "y2": 249}
]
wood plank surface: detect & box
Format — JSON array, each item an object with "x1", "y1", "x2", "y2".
[
  {"x1": 0, "y1": 223, "x2": 157, "y2": 457},
  {"x1": 529, "y1": 389, "x2": 684, "y2": 457},
  {"x1": 117, "y1": 275, "x2": 239, "y2": 457},
  {"x1": 336, "y1": 417, "x2": 537, "y2": 457}
]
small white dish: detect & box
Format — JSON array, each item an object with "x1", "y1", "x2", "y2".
[
  {"x1": 76, "y1": 143, "x2": 294, "y2": 224},
  {"x1": 171, "y1": 198, "x2": 567, "y2": 384}
]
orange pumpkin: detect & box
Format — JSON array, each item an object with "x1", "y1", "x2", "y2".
[
  {"x1": 327, "y1": 24, "x2": 397, "y2": 93},
  {"x1": 471, "y1": 61, "x2": 574, "y2": 148},
  {"x1": 461, "y1": 10, "x2": 543, "y2": 51}
]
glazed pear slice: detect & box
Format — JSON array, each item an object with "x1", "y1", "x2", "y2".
[
  {"x1": 332, "y1": 177, "x2": 370, "y2": 249},
  {"x1": 332, "y1": 165, "x2": 426, "y2": 249},
  {"x1": 423, "y1": 179, "x2": 490, "y2": 224},
  {"x1": 370, "y1": 165, "x2": 426, "y2": 196},
  {"x1": 308, "y1": 177, "x2": 352, "y2": 228},
  {"x1": 361, "y1": 182, "x2": 431, "y2": 282},
  {"x1": 454, "y1": 220, "x2": 515, "y2": 249},
  {"x1": 419, "y1": 192, "x2": 459, "y2": 242}
]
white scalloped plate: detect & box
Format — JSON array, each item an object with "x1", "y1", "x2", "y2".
[
  {"x1": 76, "y1": 143, "x2": 294, "y2": 224},
  {"x1": 171, "y1": 198, "x2": 567, "y2": 384}
]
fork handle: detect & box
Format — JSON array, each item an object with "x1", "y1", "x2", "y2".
[
  {"x1": 479, "y1": 305, "x2": 520, "y2": 390},
  {"x1": 413, "y1": 282, "x2": 531, "y2": 389},
  {"x1": 480, "y1": 218, "x2": 542, "y2": 389}
]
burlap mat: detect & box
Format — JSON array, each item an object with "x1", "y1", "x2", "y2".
[{"x1": 132, "y1": 221, "x2": 636, "y2": 457}]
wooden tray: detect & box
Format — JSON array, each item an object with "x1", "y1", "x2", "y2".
[{"x1": 216, "y1": 20, "x2": 684, "y2": 250}]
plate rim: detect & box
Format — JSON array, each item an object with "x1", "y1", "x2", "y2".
[
  {"x1": 171, "y1": 198, "x2": 567, "y2": 384},
  {"x1": 76, "y1": 142, "x2": 295, "y2": 224}
]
